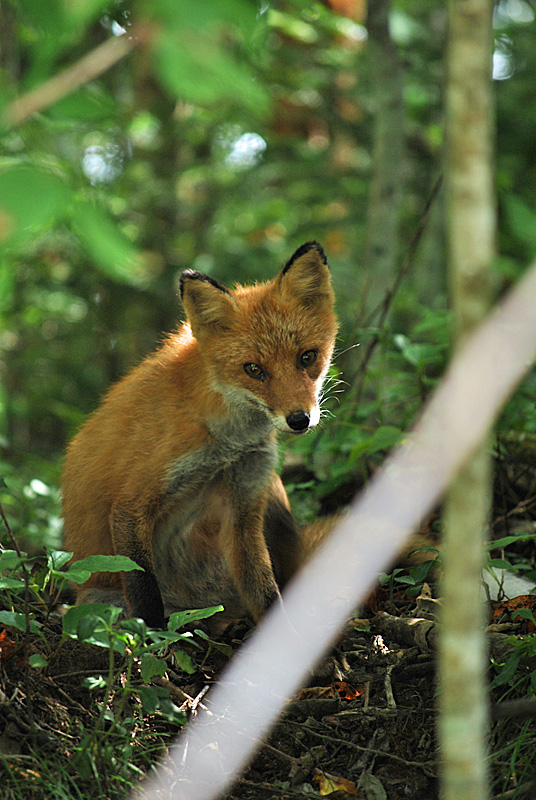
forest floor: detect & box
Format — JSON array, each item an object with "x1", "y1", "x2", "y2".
[{"x1": 1, "y1": 571, "x2": 533, "y2": 800}]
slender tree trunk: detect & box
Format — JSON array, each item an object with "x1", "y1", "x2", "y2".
[
  {"x1": 439, "y1": 2, "x2": 495, "y2": 799},
  {"x1": 364, "y1": 0, "x2": 404, "y2": 301}
]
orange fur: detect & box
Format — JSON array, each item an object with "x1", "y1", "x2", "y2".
[{"x1": 63, "y1": 242, "x2": 338, "y2": 627}]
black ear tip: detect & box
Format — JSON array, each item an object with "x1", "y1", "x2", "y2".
[
  {"x1": 179, "y1": 270, "x2": 230, "y2": 299},
  {"x1": 283, "y1": 241, "x2": 327, "y2": 274}
]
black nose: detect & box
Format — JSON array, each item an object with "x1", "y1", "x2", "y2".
[{"x1": 286, "y1": 410, "x2": 310, "y2": 432}]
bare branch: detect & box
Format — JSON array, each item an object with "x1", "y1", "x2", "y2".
[{"x1": 4, "y1": 24, "x2": 151, "y2": 128}]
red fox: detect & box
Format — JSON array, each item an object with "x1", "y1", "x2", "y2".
[{"x1": 62, "y1": 242, "x2": 338, "y2": 628}]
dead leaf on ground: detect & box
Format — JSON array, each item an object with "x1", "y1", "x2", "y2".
[{"x1": 314, "y1": 768, "x2": 359, "y2": 796}]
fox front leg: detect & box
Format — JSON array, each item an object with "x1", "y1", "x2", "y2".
[
  {"x1": 224, "y1": 498, "x2": 282, "y2": 622},
  {"x1": 110, "y1": 505, "x2": 166, "y2": 629}
]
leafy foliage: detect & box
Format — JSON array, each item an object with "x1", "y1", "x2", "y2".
[{"x1": 1, "y1": 1, "x2": 536, "y2": 797}]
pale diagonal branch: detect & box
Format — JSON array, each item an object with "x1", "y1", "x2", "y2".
[{"x1": 4, "y1": 23, "x2": 151, "y2": 128}]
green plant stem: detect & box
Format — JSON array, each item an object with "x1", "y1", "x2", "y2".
[{"x1": 0, "y1": 501, "x2": 35, "y2": 731}]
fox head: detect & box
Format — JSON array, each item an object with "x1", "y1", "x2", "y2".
[{"x1": 179, "y1": 242, "x2": 338, "y2": 435}]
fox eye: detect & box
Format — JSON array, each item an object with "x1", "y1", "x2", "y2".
[
  {"x1": 244, "y1": 362, "x2": 265, "y2": 381},
  {"x1": 300, "y1": 350, "x2": 318, "y2": 368}
]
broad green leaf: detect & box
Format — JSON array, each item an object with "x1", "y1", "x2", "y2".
[
  {"x1": 63, "y1": 603, "x2": 123, "y2": 635},
  {"x1": 47, "y1": 550, "x2": 73, "y2": 571},
  {"x1": 0, "y1": 165, "x2": 69, "y2": 249},
  {"x1": 0, "y1": 611, "x2": 41, "y2": 633},
  {"x1": 67, "y1": 554, "x2": 143, "y2": 576},
  {"x1": 350, "y1": 426, "x2": 403, "y2": 462},
  {"x1": 140, "y1": 652, "x2": 167, "y2": 682},
  {"x1": 152, "y1": 30, "x2": 270, "y2": 118},
  {"x1": 136, "y1": 685, "x2": 186, "y2": 721},
  {"x1": 149, "y1": 0, "x2": 258, "y2": 37},
  {"x1": 137, "y1": 685, "x2": 159, "y2": 714},
  {"x1": 393, "y1": 575, "x2": 416, "y2": 586},
  {"x1": 174, "y1": 649, "x2": 196, "y2": 674},
  {"x1": 485, "y1": 533, "x2": 536, "y2": 550},
  {"x1": 64, "y1": 568, "x2": 91, "y2": 585},
  {"x1": 62, "y1": 603, "x2": 124, "y2": 650},
  {"x1": 0, "y1": 550, "x2": 27, "y2": 570},
  {"x1": 0, "y1": 576, "x2": 26, "y2": 589},
  {"x1": 29, "y1": 653, "x2": 48, "y2": 668},
  {"x1": 511, "y1": 607, "x2": 536, "y2": 624},
  {"x1": 77, "y1": 614, "x2": 101, "y2": 642},
  {"x1": 71, "y1": 201, "x2": 145, "y2": 286},
  {"x1": 167, "y1": 606, "x2": 224, "y2": 631},
  {"x1": 394, "y1": 335, "x2": 444, "y2": 368},
  {"x1": 61, "y1": 0, "x2": 110, "y2": 30},
  {"x1": 491, "y1": 654, "x2": 521, "y2": 688},
  {"x1": 18, "y1": 0, "x2": 65, "y2": 35},
  {"x1": 486, "y1": 559, "x2": 518, "y2": 572}
]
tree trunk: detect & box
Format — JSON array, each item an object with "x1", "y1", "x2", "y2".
[
  {"x1": 439, "y1": 1, "x2": 495, "y2": 799},
  {"x1": 364, "y1": 0, "x2": 405, "y2": 303}
]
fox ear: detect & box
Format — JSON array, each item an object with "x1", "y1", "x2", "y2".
[
  {"x1": 278, "y1": 241, "x2": 334, "y2": 307},
  {"x1": 180, "y1": 270, "x2": 236, "y2": 334}
]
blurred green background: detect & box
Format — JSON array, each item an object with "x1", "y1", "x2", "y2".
[{"x1": 1, "y1": 0, "x2": 536, "y2": 551}]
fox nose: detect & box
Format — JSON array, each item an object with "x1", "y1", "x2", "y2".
[{"x1": 286, "y1": 410, "x2": 310, "y2": 432}]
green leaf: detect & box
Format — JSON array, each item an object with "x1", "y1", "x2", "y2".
[
  {"x1": 84, "y1": 675, "x2": 107, "y2": 691},
  {"x1": 61, "y1": 0, "x2": 110, "y2": 31},
  {"x1": 0, "y1": 576, "x2": 26, "y2": 589},
  {"x1": 393, "y1": 335, "x2": 444, "y2": 368},
  {"x1": 140, "y1": 652, "x2": 167, "y2": 682},
  {"x1": 48, "y1": 86, "x2": 118, "y2": 122},
  {"x1": 504, "y1": 194, "x2": 536, "y2": 253},
  {"x1": 136, "y1": 686, "x2": 159, "y2": 714},
  {"x1": 0, "y1": 550, "x2": 27, "y2": 570},
  {"x1": 167, "y1": 606, "x2": 224, "y2": 631},
  {"x1": 18, "y1": 0, "x2": 65, "y2": 36},
  {"x1": 136, "y1": 684, "x2": 185, "y2": 722},
  {"x1": 47, "y1": 550, "x2": 73, "y2": 571},
  {"x1": 485, "y1": 533, "x2": 536, "y2": 550},
  {"x1": 194, "y1": 629, "x2": 233, "y2": 658},
  {"x1": 62, "y1": 603, "x2": 123, "y2": 644},
  {"x1": 350, "y1": 426, "x2": 403, "y2": 462},
  {"x1": 174, "y1": 649, "x2": 196, "y2": 674},
  {"x1": 491, "y1": 654, "x2": 521, "y2": 688},
  {"x1": 150, "y1": 0, "x2": 259, "y2": 39},
  {"x1": 29, "y1": 653, "x2": 48, "y2": 669},
  {"x1": 511, "y1": 608, "x2": 536, "y2": 625},
  {"x1": 71, "y1": 200, "x2": 146, "y2": 286},
  {"x1": 393, "y1": 574, "x2": 416, "y2": 586},
  {"x1": 152, "y1": 30, "x2": 270, "y2": 118},
  {"x1": 67, "y1": 554, "x2": 143, "y2": 576},
  {"x1": 486, "y1": 559, "x2": 518, "y2": 572},
  {"x1": 77, "y1": 614, "x2": 100, "y2": 642},
  {"x1": 64, "y1": 568, "x2": 91, "y2": 585},
  {"x1": 0, "y1": 165, "x2": 70, "y2": 249},
  {"x1": 0, "y1": 611, "x2": 41, "y2": 633}
]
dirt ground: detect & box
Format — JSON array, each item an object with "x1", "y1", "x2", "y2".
[{"x1": 2, "y1": 573, "x2": 533, "y2": 800}]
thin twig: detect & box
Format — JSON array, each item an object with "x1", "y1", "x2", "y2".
[
  {"x1": 284, "y1": 718, "x2": 436, "y2": 770},
  {"x1": 347, "y1": 174, "x2": 444, "y2": 409},
  {"x1": 4, "y1": 23, "x2": 152, "y2": 128}
]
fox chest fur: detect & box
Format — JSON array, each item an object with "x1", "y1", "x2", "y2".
[{"x1": 154, "y1": 407, "x2": 278, "y2": 615}]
